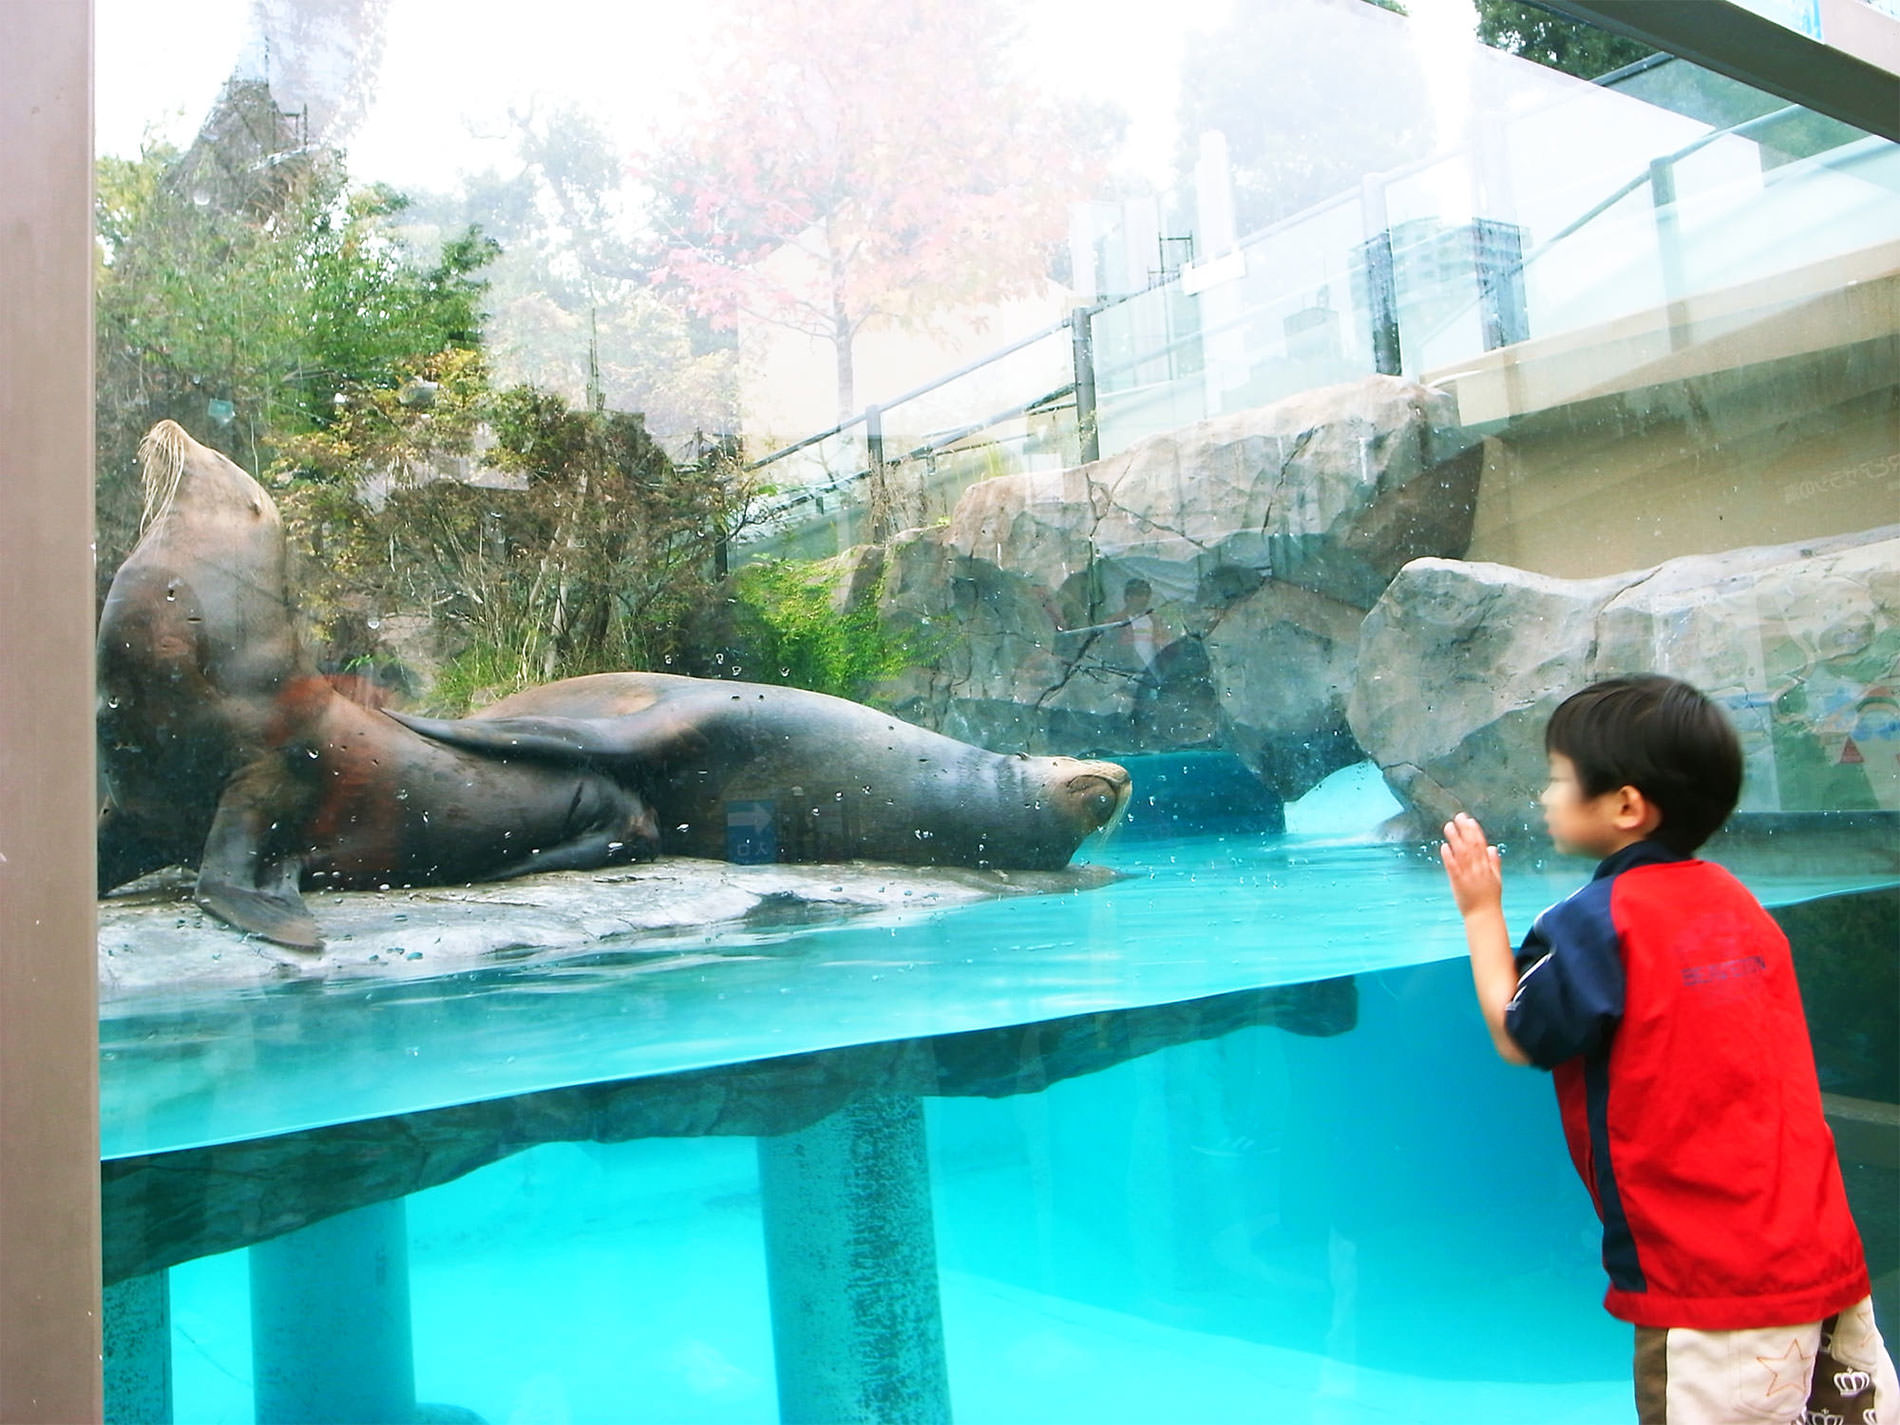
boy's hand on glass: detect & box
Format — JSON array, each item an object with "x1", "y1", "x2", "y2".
[{"x1": 1440, "y1": 812, "x2": 1503, "y2": 918}]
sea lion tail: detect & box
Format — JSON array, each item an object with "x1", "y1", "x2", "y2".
[{"x1": 137, "y1": 420, "x2": 191, "y2": 534}]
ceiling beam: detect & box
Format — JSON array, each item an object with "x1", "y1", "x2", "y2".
[{"x1": 1537, "y1": 0, "x2": 1900, "y2": 141}]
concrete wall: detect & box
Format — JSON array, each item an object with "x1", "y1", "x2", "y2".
[{"x1": 1445, "y1": 246, "x2": 1900, "y2": 578}]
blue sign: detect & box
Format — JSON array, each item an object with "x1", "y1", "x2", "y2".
[{"x1": 725, "y1": 800, "x2": 777, "y2": 864}]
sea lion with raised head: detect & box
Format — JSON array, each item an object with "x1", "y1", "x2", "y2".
[{"x1": 97, "y1": 422, "x2": 659, "y2": 949}]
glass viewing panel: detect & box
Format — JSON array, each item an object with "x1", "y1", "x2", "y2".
[{"x1": 91, "y1": 0, "x2": 1896, "y2": 1421}]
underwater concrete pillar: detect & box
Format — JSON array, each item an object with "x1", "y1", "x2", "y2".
[
  {"x1": 757, "y1": 1093, "x2": 952, "y2": 1425},
  {"x1": 103, "y1": 1270, "x2": 173, "y2": 1425},
  {"x1": 249, "y1": 1198, "x2": 415, "y2": 1425}
]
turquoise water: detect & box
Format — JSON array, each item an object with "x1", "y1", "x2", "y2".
[
  {"x1": 107, "y1": 767, "x2": 1895, "y2": 1423},
  {"x1": 163, "y1": 954, "x2": 1642, "y2": 1425},
  {"x1": 98, "y1": 825, "x2": 1892, "y2": 1159}
]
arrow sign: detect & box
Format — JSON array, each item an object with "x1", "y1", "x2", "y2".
[{"x1": 726, "y1": 800, "x2": 778, "y2": 864}]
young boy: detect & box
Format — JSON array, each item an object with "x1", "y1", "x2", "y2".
[{"x1": 1439, "y1": 674, "x2": 1897, "y2": 1425}]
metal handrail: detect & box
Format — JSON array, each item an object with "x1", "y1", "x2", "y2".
[
  {"x1": 748, "y1": 313, "x2": 1079, "y2": 471},
  {"x1": 745, "y1": 187, "x2": 1373, "y2": 474},
  {"x1": 1404, "y1": 102, "x2": 1806, "y2": 359},
  {"x1": 747, "y1": 90, "x2": 1826, "y2": 495}
]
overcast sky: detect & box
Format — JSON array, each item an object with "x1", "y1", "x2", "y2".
[{"x1": 96, "y1": 0, "x2": 1481, "y2": 196}]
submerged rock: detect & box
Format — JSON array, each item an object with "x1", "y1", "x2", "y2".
[
  {"x1": 876, "y1": 374, "x2": 1483, "y2": 801},
  {"x1": 1348, "y1": 526, "x2": 1900, "y2": 840}
]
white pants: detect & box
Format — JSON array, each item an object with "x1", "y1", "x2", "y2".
[{"x1": 1634, "y1": 1296, "x2": 1899, "y2": 1424}]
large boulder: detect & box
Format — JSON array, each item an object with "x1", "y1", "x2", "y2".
[
  {"x1": 1348, "y1": 526, "x2": 1900, "y2": 841},
  {"x1": 877, "y1": 375, "x2": 1483, "y2": 798}
]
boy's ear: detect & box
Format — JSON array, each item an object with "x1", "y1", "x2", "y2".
[{"x1": 1610, "y1": 784, "x2": 1663, "y2": 834}]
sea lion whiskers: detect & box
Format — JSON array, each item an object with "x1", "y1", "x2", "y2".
[{"x1": 136, "y1": 419, "x2": 191, "y2": 535}]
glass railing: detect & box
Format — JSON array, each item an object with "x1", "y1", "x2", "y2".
[
  {"x1": 82, "y1": 2, "x2": 1900, "y2": 1418},
  {"x1": 742, "y1": 66, "x2": 1900, "y2": 561}
]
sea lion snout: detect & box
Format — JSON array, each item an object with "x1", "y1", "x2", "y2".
[{"x1": 1052, "y1": 758, "x2": 1132, "y2": 833}]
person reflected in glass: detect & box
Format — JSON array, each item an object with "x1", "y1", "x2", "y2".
[{"x1": 1440, "y1": 674, "x2": 1898, "y2": 1425}]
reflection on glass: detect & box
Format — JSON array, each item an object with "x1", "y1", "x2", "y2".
[{"x1": 91, "y1": 0, "x2": 1896, "y2": 1418}]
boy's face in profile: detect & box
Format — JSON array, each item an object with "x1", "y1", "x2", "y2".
[{"x1": 1540, "y1": 752, "x2": 1659, "y2": 859}]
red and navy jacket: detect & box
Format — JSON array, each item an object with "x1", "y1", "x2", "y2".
[{"x1": 1504, "y1": 839, "x2": 1870, "y2": 1329}]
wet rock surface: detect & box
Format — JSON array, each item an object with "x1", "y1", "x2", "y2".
[
  {"x1": 1348, "y1": 526, "x2": 1900, "y2": 840},
  {"x1": 98, "y1": 857, "x2": 1118, "y2": 1000},
  {"x1": 875, "y1": 375, "x2": 1483, "y2": 800}
]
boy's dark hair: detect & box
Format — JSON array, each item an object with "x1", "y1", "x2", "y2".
[{"x1": 1545, "y1": 675, "x2": 1743, "y2": 854}]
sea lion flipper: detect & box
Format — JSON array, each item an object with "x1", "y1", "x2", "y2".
[
  {"x1": 388, "y1": 710, "x2": 703, "y2": 767},
  {"x1": 194, "y1": 758, "x2": 322, "y2": 951},
  {"x1": 196, "y1": 879, "x2": 321, "y2": 952},
  {"x1": 388, "y1": 711, "x2": 617, "y2": 762}
]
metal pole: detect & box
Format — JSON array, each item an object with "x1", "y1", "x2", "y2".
[
  {"x1": 0, "y1": 3, "x2": 105, "y2": 1420},
  {"x1": 864, "y1": 404, "x2": 891, "y2": 544},
  {"x1": 1648, "y1": 157, "x2": 1690, "y2": 349},
  {"x1": 865, "y1": 403, "x2": 885, "y2": 473},
  {"x1": 1071, "y1": 307, "x2": 1100, "y2": 465},
  {"x1": 1357, "y1": 177, "x2": 1403, "y2": 377}
]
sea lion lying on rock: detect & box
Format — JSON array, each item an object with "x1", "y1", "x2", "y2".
[
  {"x1": 97, "y1": 421, "x2": 1130, "y2": 951},
  {"x1": 393, "y1": 672, "x2": 1134, "y2": 872}
]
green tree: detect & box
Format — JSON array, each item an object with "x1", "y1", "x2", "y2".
[
  {"x1": 93, "y1": 84, "x2": 497, "y2": 586},
  {"x1": 401, "y1": 104, "x2": 740, "y2": 457},
  {"x1": 1474, "y1": 0, "x2": 1653, "y2": 81},
  {"x1": 365, "y1": 388, "x2": 758, "y2": 710},
  {"x1": 721, "y1": 558, "x2": 914, "y2": 703}
]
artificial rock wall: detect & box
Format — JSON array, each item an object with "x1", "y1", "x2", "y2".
[
  {"x1": 868, "y1": 374, "x2": 1484, "y2": 800},
  {"x1": 1349, "y1": 527, "x2": 1900, "y2": 840},
  {"x1": 840, "y1": 373, "x2": 1898, "y2": 834}
]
